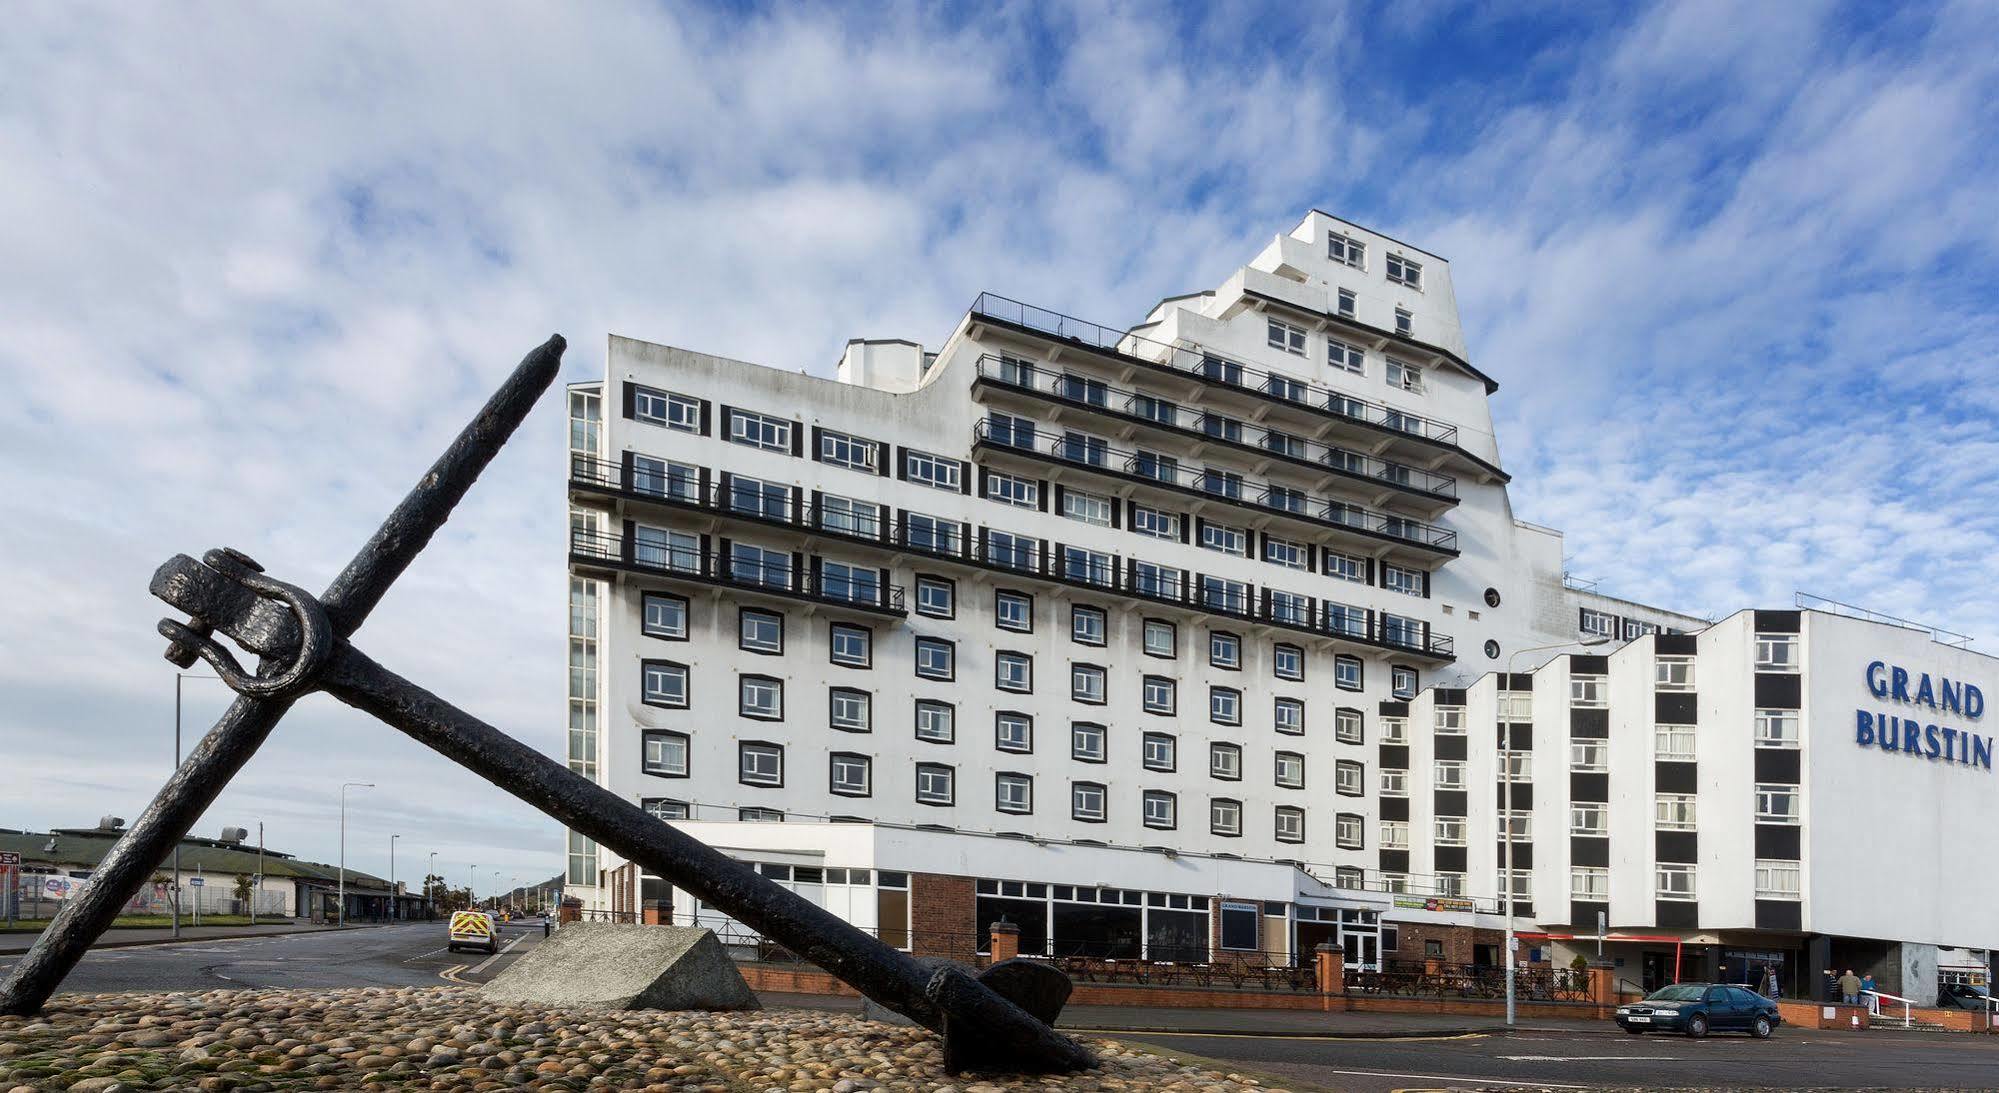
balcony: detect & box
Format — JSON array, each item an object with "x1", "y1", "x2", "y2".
[
  {"x1": 971, "y1": 355, "x2": 1458, "y2": 509},
  {"x1": 570, "y1": 455, "x2": 894, "y2": 550},
  {"x1": 968, "y1": 293, "x2": 1502, "y2": 480},
  {"x1": 970, "y1": 420, "x2": 1459, "y2": 558},
  {"x1": 1115, "y1": 565, "x2": 1455, "y2": 661},
  {"x1": 568, "y1": 528, "x2": 907, "y2": 616}
]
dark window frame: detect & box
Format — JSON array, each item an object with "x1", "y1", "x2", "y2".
[
  {"x1": 1272, "y1": 642, "x2": 1305, "y2": 681},
  {"x1": 828, "y1": 622, "x2": 873, "y2": 669},
  {"x1": 737, "y1": 740, "x2": 785, "y2": 788},
  {"x1": 914, "y1": 698, "x2": 956, "y2": 744},
  {"x1": 1208, "y1": 630, "x2": 1243, "y2": 670},
  {"x1": 828, "y1": 751, "x2": 873, "y2": 797},
  {"x1": 827, "y1": 686, "x2": 872, "y2": 734},
  {"x1": 640, "y1": 659, "x2": 690, "y2": 710},
  {"x1": 1070, "y1": 721, "x2": 1108, "y2": 764},
  {"x1": 1209, "y1": 684, "x2": 1243, "y2": 726},
  {"x1": 995, "y1": 650, "x2": 1034, "y2": 693},
  {"x1": 1070, "y1": 661, "x2": 1108, "y2": 705},
  {"x1": 1142, "y1": 618, "x2": 1178, "y2": 659},
  {"x1": 914, "y1": 636, "x2": 957, "y2": 682},
  {"x1": 1070, "y1": 604, "x2": 1108, "y2": 647},
  {"x1": 640, "y1": 728, "x2": 690, "y2": 779},
  {"x1": 995, "y1": 588, "x2": 1035, "y2": 633},
  {"x1": 1141, "y1": 789, "x2": 1178, "y2": 831},
  {"x1": 995, "y1": 771, "x2": 1034, "y2": 814},
  {"x1": 914, "y1": 574, "x2": 956, "y2": 619},
  {"x1": 914, "y1": 762, "x2": 956, "y2": 807},
  {"x1": 1141, "y1": 674, "x2": 1177, "y2": 715},
  {"x1": 1334, "y1": 654, "x2": 1364, "y2": 692},
  {"x1": 1141, "y1": 731, "x2": 1177, "y2": 772},
  {"x1": 1070, "y1": 780, "x2": 1109, "y2": 823},
  {"x1": 738, "y1": 673, "x2": 784, "y2": 721},
  {"x1": 994, "y1": 710, "x2": 1033, "y2": 754},
  {"x1": 738, "y1": 607, "x2": 784, "y2": 656},
  {"x1": 640, "y1": 592, "x2": 690, "y2": 641}
]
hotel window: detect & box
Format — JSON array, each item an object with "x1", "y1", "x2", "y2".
[
  {"x1": 1130, "y1": 788, "x2": 1179, "y2": 832},
  {"x1": 1328, "y1": 231, "x2": 1366, "y2": 268},
  {"x1": 1656, "y1": 863, "x2": 1696, "y2": 901},
  {"x1": 1071, "y1": 663, "x2": 1107, "y2": 705},
  {"x1": 1201, "y1": 576, "x2": 1250, "y2": 615},
  {"x1": 1655, "y1": 793, "x2": 1697, "y2": 830},
  {"x1": 1273, "y1": 643, "x2": 1304, "y2": 681},
  {"x1": 829, "y1": 688, "x2": 871, "y2": 733},
  {"x1": 1382, "y1": 564, "x2": 1424, "y2": 597},
  {"x1": 1265, "y1": 374, "x2": 1308, "y2": 403},
  {"x1": 1141, "y1": 675, "x2": 1177, "y2": 715},
  {"x1": 1133, "y1": 561, "x2": 1184, "y2": 601},
  {"x1": 727, "y1": 409, "x2": 793, "y2": 452},
  {"x1": 903, "y1": 513, "x2": 962, "y2": 556},
  {"x1": 1502, "y1": 869, "x2": 1532, "y2": 903},
  {"x1": 1337, "y1": 288, "x2": 1357, "y2": 318},
  {"x1": 1334, "y1": 655, "x2": 1362, "y2": 691},
  {"x1": 641, "y1": 661, "x2": 689, "y2": 709},
  {"x1": 1269, "y1": 590, "x2": 1312, "y2": 626},
  {"x1": 1133, "y1": 448, "x2": 1178, "y2": 482},
  {"x1": 1380, "y1": 716, "x2": 1408, "y2": 744},
  {"x1": 1754, "y1": 709, "x2": 1800, "y2": 748},
  {"x1": 1210, "y1": 798, "x2": 1244, "y2": 837},
  {"x1": 1276, "y1": 698, "x2": 1305, "y2": 736},
  {"x1": 1334, "y1": 707, "x2": 1362, "y2": 744},
  {"x1": 1209, "y1": 631, "x2": 1242, "y2": 669},
  {"x1": 1392, "y1": 666, "x2": 1418, "y2": 698},
  {"x1": 1394, "y1": 308, "x2": 1413, "y2": 336},
  {"x1": 1062, "y1": 488, "x2": 1114, "y2": 527},
  {"x1": 996, "y1": 772, "x2": 1033, "y2": 814},
  {"x1": 1434, "y1": 706, "x2": 1466, "y2": 735},
  {"x1": 904, "y1": 450, "x2": 963, "y2": 492},
  {"x1": 1436, "y1": 873, "x2": 1466, "y2": 898},
  {"x1": 1143, "y1": 620, "x2": 1177, "y2": 659},
  {"x1": 1061, "y1": 371, "x2": 1108, "y2": 406},
  {"x1": 641, "y1": 593, "x2": 688, "y2": 640},
  {"x1": 1131, "y1": 393, "x2": 1178, "y2": 426},
  {"x1": 1071, "y1": 781, "x2": 1108, "y2": 822},
  {"x1": 1324, "y1": 550, "x2": 1367, "y2": 583},
  {"x1": 738, "y1": 742, "x2": 783, "y2": 787},
  {"x1": 1071, "y1": 722, "x2": 1107, "y2": 763},
  {"x1": 738, "y1": 609, "x2": 783, "y2": 655},
  {"x1": 1061, "y1": 546, "x2": 1115, "y2": 588},
  {"x1": 1071, "y1": 605, "x2": 1107, "y2": 647},
  {"x1": 631, "y1": 455, "x2": 697, "y2": 501},
  {"x1": 642, "y1": 797, "x2": 689, "y2": 821},
  {"x1": 1264, "y1": 536, "x2": 1309, "y2": 570},
  {"x1": 1131, "y1": 504, "x2": 1179, "y2": 541},
  {"x1": 1263, "y1": 428, "x2": 1306, "y2": 459},
  {"x1": 915, "y1": 763, "x2": 955, "y2": 806},
  {"x1": 1209, "y1": 686, "x2": 1242, "y2": 726},
  {"x1": 827, "y1": 623, "x2": 871, "y2": 669},
  {"x1": 1386, "y1": 361, "x2": 1422, "y2": 394},
  {"x1": 729, "y1": 542, "x2": 790, "y2": 588},
  {"x1": 1433, "y1": 759, "x2": 1466, "y2": 789},
  {"x1": 739, "y1": 675, "x2": 783, "y2": 720},
  {"x1": 1755, "y1": 633, "x2": 1800, "y2": 672},
  {"x1": 914, "y1": 637, "x2": 955, "y2": 681},
  {"x1": 1210, "y1": 742, "x2": 1242, "y2": 781},
  {"x1": 1335, "y1": 759, "x2": 1364, "y2": 796},
  {"x1": 1266, "y1": 318, "x2": 1307, "y2": 355},
  {"x1": 817, "y1": 494, "x2": 879, "y2": 538},
  {"x1": 996, "y1": 353, "x2": 1036, "y2": 386},
  {"x1": 1386, "y1": 253, "x2": 1422, "y2": 288},
  {"x1": 1336, "y1": 866, "x2": 1365, "y2": 890},
  {"x1": 817, "y1": 428, "x2": 879, "y2": 472},
  {"x1": 994, "y1": 590, "x2": 1033, "y2": 632},
  {"x1": 1203, "y1": 412, "x2": 1245, "y2": 443},
  {"x1": 829, "y1": 752, "x2": 871, "y2": 797},
  {"x1": 1656, "y1": 656, "x2": 1696, "y2": 691},
  {"x1": 1570, "y1": 802, "x2": 1608, "y2": 836},
  {"x1": 728, "y1": 474, "x2": 790, "y2": 520},
  {"x1": 917, "y1": 700, "x2": 956, "y2": 744},
  {"x1": 1142, "y1": 731, "x2": 1176, "y2": 772},
  {"x1": 1502, "y1": 750, "x2": 1531, "y2": 780},
  {"x1": 1571, "y1": 674, "x2": 1608, "y2": 708},
  {"x1": 633, "y1": 387, "x2": 702, "y2": 432},
  {"x1": 1571, "y1": 866, "x2": 1610, "y2": 900},
  {"x1": 1497, "y1": 690, "x2": 1532, "y2": 722},
  {"x1": 1200, "y1": 522, "x2": 1248, "y2": 557},
  {"x1": 1570, "y1": 738, "x2": 1608, "y2": 772},
  {"x1": 1381, "y1": 873, "x2": 1409, "y2": 894},
  {"x1": 641, "y1": 730, "x2": 689, "y2": 778},
  {"x1": 1655, "y1": 723, "x2": 1696, "y2": 761},
  {"x1": 1380, "y1": 820, "x2": 1409, "y2": 850},
  {"x1": 995, "y1": 652, "x2": 1032, "y2": 693},
  {"x1": 1060, "y1": 430, "x2": 1107, "y2": 467},
  {"x1": 1579, "y1": 608, "x2": 1617, "y2": 638},
  {"x1": 1325, "y1": 812, "x2": 1358, "y2": 851},
  {"x1": 1755, "y1": 783, "x2": 1801, "y2": 825},
  {"x1": 1263, "y1": 483, "x2": 1307, "y2": 514},
  {"x1": 992, "y1": 710, "x2": 1029, "y2": 752},
  {"x1": 1380, "y1": 768, "x2": 1408, "y2": 797},
  {"x1": 985, "y1": 471, "x2": 1039, "y2": 508},
  {"x1": 1327, "y1": 337, "x2": 1365, "y2": 375},
  {"x1": 1280, "y1": 806, "x2": 1309, "y2": 845},
  {"x1": 1274, "y1": 751, "x2": 1305, "y2": 789},
  {"x1": 1501, "y1": 810, "x2": 1532, "y2": 841},
  {"x1": 1434, "y1": 817, "x2": 1467, "y2": 846},
  {"x1": 1755, "y1": 859, "x2": 1802, "y2": 900}
]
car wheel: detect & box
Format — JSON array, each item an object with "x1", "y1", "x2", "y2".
[
  {"x1": 1752, "y1": 1016, "x2": 1774, "y2": 1039},
  {"x1": 1686, "y1": 1014, "x2": 1709, "y2": 1038}
]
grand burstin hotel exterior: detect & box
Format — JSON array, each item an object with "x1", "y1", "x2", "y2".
[{"x1": 559, "y1": 211, "x2": 1996, "y2": 1006}]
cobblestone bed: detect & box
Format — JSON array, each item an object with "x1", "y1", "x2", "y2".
[{"x1": 0, "y1": 987, "x2": 1282, "y2": 1092}]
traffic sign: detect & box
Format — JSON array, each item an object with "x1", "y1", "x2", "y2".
[
  {"x1": 188, "y1": 876, "x2": 205, "y2": 887},
  {"x1": 0, "y1": 852, "x2": 20, "y2": 866}
]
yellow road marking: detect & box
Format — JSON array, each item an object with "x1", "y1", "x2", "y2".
[{"x1": 437, "y1": 964, "x2": 470, "y2": 984}]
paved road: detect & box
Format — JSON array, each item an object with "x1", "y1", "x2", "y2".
[
  {"x1": 0, "y1": 921, "x2": 548, "y2": 995},
  {"x1": 1118, "y1": 1024, "x2": 1999, "y2": 1091}
]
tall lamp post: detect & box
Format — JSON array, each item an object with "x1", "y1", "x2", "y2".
[
  {"x1": 427, "y1": 851, "x2": 438, "y2": 916},
  {"x1": 1501, "y1": 637, "x2": 1609, "y2": 1027},
  {"x1": 491, "y1": 870, "x2": 501, "y2": 912},
  {"x1": 337, "y1": 782, "x2": 374, "y2": 926},
  {"x1": 172, "y1": 672, "x2": 222, "y2": 938},
  {"x1": 389, "y1": 834, "x2": 400, "y2": 921}
]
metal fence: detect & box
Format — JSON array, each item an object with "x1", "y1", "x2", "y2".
[{"x1": 3, "y1": 876, "x2": 289, "y2": 923}]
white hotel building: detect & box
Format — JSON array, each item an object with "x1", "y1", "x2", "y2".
[{"x1": 561, "y1": 212, "x2": 1996, "y2": 1002}]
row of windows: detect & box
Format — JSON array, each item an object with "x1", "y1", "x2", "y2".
[{"x1": 1568, "y1": 860, "x2": 1801, "y2": 902}]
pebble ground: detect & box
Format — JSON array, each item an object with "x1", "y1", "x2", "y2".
[{"x1": 0, "y1": 987, "x2": 1284, "y2": 1092}]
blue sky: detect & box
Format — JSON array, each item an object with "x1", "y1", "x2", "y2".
[{"x1": 3, "y1": 0, "x2": 1995, "y2": 888}]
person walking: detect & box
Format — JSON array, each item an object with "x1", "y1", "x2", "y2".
[
  {"x1": 1839, "y1": 969, "x2": 1862, "y2": 1005},
  {"x1": 1860, "y1": 972, "x2": 1878, "y2": 1014},
  {"x1": 1762, "y1": 964, "x2": 1780, "y2": 999}
]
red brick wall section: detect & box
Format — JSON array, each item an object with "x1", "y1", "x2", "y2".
[
  {"x1": 910, "y1": 872, "x2": 977, "y2": 962},
  {"x1": 1386, "y1": 922, "x2": 1485, "y2": 965}
]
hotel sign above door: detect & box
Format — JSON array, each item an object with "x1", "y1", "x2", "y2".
[{"x1": 1855, "y1": 660, "x2": 1993, "y2": 771}]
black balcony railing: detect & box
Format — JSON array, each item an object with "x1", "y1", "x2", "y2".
[
  {"x1": 571, "y1": 455, "x2": 893, "y2": 547},
  {"x1": 568, "y1": 528, "x2": 906, "y2": 614},
  {"x1": 972, "y1": 419, "x2": 1459, "y2": 555},
  {"x1": 971, "y1": 292, "x2": 1464, "y2": 449},
  {"x1": 974, "y1": 356, "x2": 1458, "y2": 501}
]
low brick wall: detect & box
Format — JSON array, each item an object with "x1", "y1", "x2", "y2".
[{"x1": 741, "y1": 964, "x2": 860, "y2": 997}]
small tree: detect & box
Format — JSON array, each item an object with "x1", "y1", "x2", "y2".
[{"x1": 233, "y1": 874, "x2": 255, "y2": 903}]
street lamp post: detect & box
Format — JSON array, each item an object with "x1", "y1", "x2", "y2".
[
  {"x1": 1501, "y1": 637, "x2": 1609, "y2": 1027},
  {"x1": 337, "y1": 782, "x2": 374, "y2": 926},
  {"x1": 390, "y1": 835, "x2": 400, "y2": 921},
  {"x1": 490, "y1": 870, "x2": 500, "y2": 912},
  {"x1": 427, "y1": 851, "x2": 438, "y2": 916}
]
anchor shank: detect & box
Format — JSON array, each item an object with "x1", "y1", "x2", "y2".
[{"x1": 318, "y1": 641, "x2": 1094, "y2": 1072}]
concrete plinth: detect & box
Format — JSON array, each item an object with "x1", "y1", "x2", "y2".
[{"x1": 482, "y1": 923, "x2": 759, "y2": 1011}]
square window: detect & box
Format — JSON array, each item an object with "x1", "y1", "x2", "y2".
[
  {"x1": 1380, "y1": 768, "x2": 1408, "y2": 797},
  {"x1": 1275, "y1": 698, "x2": 1305, "y2": 736},
  {"x1": 1386, "y1": 253, "x2": 1422, "y2": 288},
  {"x1": 1335, "y1": 759, "x2": 1364, "y2": 796},
  {"x1": 1071, "y1": 605, "x2": 1107, "y2": 646},
  {"x1": 996, "y1": 772, "x2": 1033, "y2": 814},
  {"x1": 1143, "y1": 620, "x2": 1177, "y2": 658},
  {"x1": 829, "y1": 688, "x2": 871, "y2": 733},
  {"x1": 995, "y1": 651, "x2": 1033, "y2": 693},
  {"x1": 1334, "y1": 813, "x2": 1362, "y2": 850},
  {"x1": 1391, "y1": 666, "x2": 1417, "y2": 699},
  {"x1": 1334, "y1": 707, "x2": 1362, "y2": 744},
  {"x1": 1266, "y1": 318, "x2": 1307, "y2": 356},
  {"x1": 739, "y1": 675, "x2": 783, "y2": 720},
  {"x1": 1328, "y1": 232, "x2": 1365, "y2": 269},
  {"x1": 1130, "y1": 504, "x2": 1180, "y2": 540},
  {"x1": 1209, "y1": 631, "x2": 1241, "y2": 670},
  {"x1": 915, "y1": 763, "x2": 955, "y2": 806},
  {"x1": 738, "y1": 742, "x2": 783, "y2": 787},
  {"x1": 915, "y1": 637, "x2": 956, "y2": 681},
  {"x1": 1433, "y1": 759, "x2": 1465, "y2": 789},
  {"x1": 1336, "y1": 288, "x2": 1357, "y2": 318},
  {"x1": 1333, "y1": 655, "x2": 1362, "y2": 691},
  {"x1": 1277, "y1": 806, "x2": 1306, "y2": 844},
  {"x1": 916, "y1": 700, "x2": 955, "y2": 744},
  {"x1": 1062, "y1": 489, "x2": 1115, "y2": 527},
  {"x1": 985, "y1": 469, "x2": 1040, "y2": 508},
  {"x1": 641, "y1": 660, "x2": 689, "y2": 709},
  {"x1": 915, "y1": 575, "x2": 955, "y2": 618},
  {"x1": 641, "y1": 593, "x2": 688, "y2": 640},
  {"x1": 1209, "y1": 686, "x2": 1241, "y2": 725},
  {"x1": 1324, "y1": 551, "x2": 1367, "y2": 583},
  {"x1": 904, "y1": 450, "x2": 963, "y2": 492},
  {"x1": 642, "y1": 730, "x2": 688, "y2": 778},
  {"x1": 829, "y1": 752, "x2": 871, "y2": 796},
  {"x1": 1209, "y1": 743, "x2": 1242, "y2": 781},
  {"x1": 1071, "y1": 781, "x2": 1106, "y2": 822},
  {"x1": 1755, "y1": 783, "x2": 1800, "y2": 824},
  {"x1": 1142, "y1": 675, "x2": 1176, "y2": 715},
  {"x1": 1071, "y1": 663, "x2": 1106, "y2": 704},
  {"x1": 994, "y1": 711, "x2": 1031, "y2": 753},
  {"x1": 829, "y1": 623, "x2": 872, "y2": 668},
  {"x1": 1273, "y1": 643, "x2": 1304, "y2": 681},
  {"x1": 1755, "y1": 633, "x2": 1800, "y2": 672},
  {"x1": 1210, "y1": 798, "x2": 1243, "y2": 837},
  {"x1": 1071, "y1": 722, "x2": 1107, "y2": 763},
  {"x1": 1655, "y1": 723, "x2": 1696, "y2": 761},
  {"x1": 1655, "y1": 793, "x2": 1697, "y2": 830},
  {"x1": 1142, "y1": 790, "x2": 1177, "y2": 830},
  {"x1": 1755, "y1": 709, "x2": 1799, "y2": 749},
  {"x1": 1141, "y1": 732, "x2": 1176, "y2": 772},
  {"x1": 1274, "y1": 751, "x2": 1305, "y2": 789},
  {"x1": 1380, "y1": 716, "x2": 1407, "y2": 744},
  {"x1": 817, "y1": 428, "x2": 879, "y2": 472},
  {"x1": 995, "y1": 590, "x2": 1034, "y2": 632},
  {"x1": 642, "y1": 797, "x2": 689, "y2": 821}
]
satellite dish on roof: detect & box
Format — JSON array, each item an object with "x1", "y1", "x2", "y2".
[
  {"x1": 96, "y1": 816, "x2": 125, "y2": 832},
  {"x1": 218, "y1": 826, "x2": 249, "y2": 844}
]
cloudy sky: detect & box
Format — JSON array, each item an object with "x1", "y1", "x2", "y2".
[{"x1": 3, "y1": 1, "x2": 1995, "y2": 893}]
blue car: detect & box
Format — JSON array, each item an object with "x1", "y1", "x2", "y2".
[{"x1": 1616, "y1": 982, "x2": 1781, "y2": 1038}]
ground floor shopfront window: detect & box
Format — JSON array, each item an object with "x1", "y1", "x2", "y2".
[{"x1": 975, "y1": 879, "x2": 1211, "y2": 960}]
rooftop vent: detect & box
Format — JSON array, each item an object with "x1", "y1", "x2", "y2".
[
  {"x1": 217, "y1": 826, "x2": 249, "y2": 844},
  {"x1": 96, "y1": 816, "x2": 125, "y2": 832}
]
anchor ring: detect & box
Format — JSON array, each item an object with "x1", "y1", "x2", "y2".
[{"x1": 155, "y1": 550, "x2": 334, "y2": 700}]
